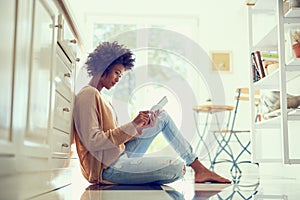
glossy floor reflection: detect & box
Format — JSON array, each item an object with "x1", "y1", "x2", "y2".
[{"x1": 30, "y1": 168, "x2": 300, "y2": 200}]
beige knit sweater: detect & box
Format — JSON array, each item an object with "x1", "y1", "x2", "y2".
[{"x1": 73, "y1": 86, "x2": 138, "y2": 184}]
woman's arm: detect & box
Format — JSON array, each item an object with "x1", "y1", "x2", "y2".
[{"x1": 73, "y1": 87, "x2": 138, "y2": 152}]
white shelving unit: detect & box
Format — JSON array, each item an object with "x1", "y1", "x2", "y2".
[{"x1": 248, "y1": 0, "x2": 300, "y2": 164}]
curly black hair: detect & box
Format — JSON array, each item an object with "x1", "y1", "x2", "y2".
[{"x1": 85, "y1": 41, "x2": 135, "y2": 77}]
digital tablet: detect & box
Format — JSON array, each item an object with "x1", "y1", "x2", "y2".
[{"x1": 150, "y1": 96, "x2": 168, "y2": 112}]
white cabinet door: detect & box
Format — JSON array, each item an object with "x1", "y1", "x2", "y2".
[
  {"x1": 24, "y1": 0, "x2": 56, "y2": 155},
  {"x1": 0, "y1": 0, "x2": 17, "y2": 153}
]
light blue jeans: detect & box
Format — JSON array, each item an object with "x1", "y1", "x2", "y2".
[{"x1": 102, "y1": 110, "x2": 197, "y2": 184}]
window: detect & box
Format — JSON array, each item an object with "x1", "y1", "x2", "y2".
[{"x1": 86, "y1": 15, "x2": 211, "y2": 154}]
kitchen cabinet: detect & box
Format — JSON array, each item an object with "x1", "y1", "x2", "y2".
[{"x1": 0, "y1": 0, "x2": 85, "y2": 198}]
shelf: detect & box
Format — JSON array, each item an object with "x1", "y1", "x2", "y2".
[
  {"x1": 255, "y1": 108, "x2": 300, "y2": 129},
  {"x1": 284, "y1": 7, "x2": 300, "y2": 18},
  {"x1": 255, "y1": 116, "x2": 281, "y2": 129},
  {"x1": 253, "y1": 26, "x2": 278, "y2": 51},
  {"x1": 284, "y1": 17, "x2": 300, "y2": 24},
  {"x1": 286, "y1": 69, "x2": 300, "y2": 82},
  {"x1": 288, "y1": 108, "x2": 300, "y2": 120},
  {"x1": 286, "y1": 58, "x2": 300, "y2": 67},
  {"x1": 253, "y1": 65, "x2": 300, "y2": 89},
  {"x1": 253, "y1": 69, "x2": 279, "y2": 90}
]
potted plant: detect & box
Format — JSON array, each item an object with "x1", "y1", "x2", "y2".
[
  {"x1": 292, "y1": 30, "x2": 300, "y2": 58},
  {"x1": 206, "y1": 98, "x2": 212, "y2": 105}
]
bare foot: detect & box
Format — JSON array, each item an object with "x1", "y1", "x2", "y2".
[
  {"x1": 194, "y1": 170, "x2": 231, "y2": 183},
  {"x1": 190, "y1": 158, "x2": 231, "y2": 184}
]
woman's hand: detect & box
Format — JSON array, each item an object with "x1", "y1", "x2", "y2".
[
  {"x1": 132, "y1": 110, "x2": 160, "y2": 133},
  {"x1": 132, "y1": 111, "x2": 150, "y2": 128},
  {"x1": 144, "y1": 110, "x2": 160, "y2": 128}
]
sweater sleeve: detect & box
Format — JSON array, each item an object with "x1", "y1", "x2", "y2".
[{"x1": 73, "y1": 87, "x2": 138, "y2": 152}]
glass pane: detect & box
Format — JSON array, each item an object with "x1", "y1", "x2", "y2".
[
  {"x1": 93, "y1": 24, "x2": 137, "y2": 49},
  {"x1": 0, "y1": 0, "x2": 16, "y2": 141},
  {"x1": 147, "y1": 49, "x2": 210, "y2": 103},
  {"x1": 27, "y1": 0, "x2": 53, "y2": 142}
]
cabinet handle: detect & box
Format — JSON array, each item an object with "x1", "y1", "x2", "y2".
[
  {"x1": 62, "y1": 143, "x2": 69, "y2": 148},
  {"x1": 63, "y1": 107, "x2": 70, "y2": 112},
  {"x1": 76, "y1": 58, "x2": 80, "y2": 62},
  {"x1": 54, "y1": 24, "x2": 63, "y2": 29},
  {"x1": 64, "y1": 72, "x2": 71, "y2": 78},
  {"x1": 70, "y1": 39, "x2": 77, "y2": 44}
]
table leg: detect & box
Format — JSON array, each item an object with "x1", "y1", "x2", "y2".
[{"x1": 193, "y1": 111, "x2": 213, "y2": 166}]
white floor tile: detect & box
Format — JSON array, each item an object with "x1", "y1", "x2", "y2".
[{"x1": 29, "y1": 169, "x2": 300, "y2": 200}]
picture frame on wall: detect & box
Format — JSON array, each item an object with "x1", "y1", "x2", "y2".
[{"x1": 210, "y1": 51, "x2": 232, "y2": 72}]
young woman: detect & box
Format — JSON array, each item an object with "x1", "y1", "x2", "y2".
[{"x1": 73, "y1": 41, "x2": 231, "y2": 185}]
